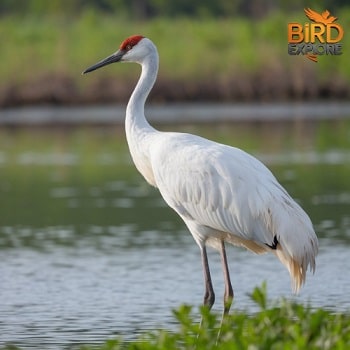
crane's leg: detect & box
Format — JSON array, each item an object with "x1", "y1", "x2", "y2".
[
  {"x1": 216, "y1": 240, "x2": 234, "y2": 344},
  {"x1": 198, "y1": 244, "x2": 215, "y2": 340},
  {"x1": 200, "y1": 244, "x2": 215, "y2": 309},
  {"x1": 220, "y1": 240, "x2": 233, "y2": 315}
]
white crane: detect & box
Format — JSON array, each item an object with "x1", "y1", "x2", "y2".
[{"x1": 83, "y1": 35, "x2": 318, "y2": 314}]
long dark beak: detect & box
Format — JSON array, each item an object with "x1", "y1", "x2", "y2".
[{"x1": 82, "y1": 49, "x2": 125, "y2": 74}]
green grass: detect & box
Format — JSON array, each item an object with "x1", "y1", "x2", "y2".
[
  {"x1": 1, "y1": 9, "x2": 350, "y2": 92},
  {"x1": 66, "y1": 284, "x2": 350, "y2": 349}
]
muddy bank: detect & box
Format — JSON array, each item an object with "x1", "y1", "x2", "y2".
[{"x1": 0, "y1": 68, "x2": 349, "y2": 107}]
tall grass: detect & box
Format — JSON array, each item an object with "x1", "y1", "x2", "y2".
[{"x1": 1, "y1": 9, "x2": 350, "y2": 95}]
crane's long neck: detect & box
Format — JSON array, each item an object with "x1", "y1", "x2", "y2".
[
  {"x1": 125, "y1": 46, "x2": 159, "y2": 186},
  {"x1": 125, "y1": 53, "x2": 158, "y2": 134}
]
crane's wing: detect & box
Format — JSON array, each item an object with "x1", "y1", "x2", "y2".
[
  {"x1": 150, "y1": 132, "x2": 318, "y2": 292},
  {"x1": 151, "y1": 133, "x2": 304, "y2": 245}
]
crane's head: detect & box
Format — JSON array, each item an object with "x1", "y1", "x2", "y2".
[{"x1": 82, "y1": 35, "x2": 154, "y2": 74}]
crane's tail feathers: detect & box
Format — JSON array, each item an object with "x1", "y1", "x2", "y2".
[{"x1": 275, "y1": 238, "x2": 317, "y2": 293}]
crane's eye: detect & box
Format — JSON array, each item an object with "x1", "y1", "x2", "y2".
[{"x1": 125, "y1": 44, "x2": 132, "y2": 51}]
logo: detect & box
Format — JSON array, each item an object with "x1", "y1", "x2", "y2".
[{"x1": 288, "y1": 8, "x2": 344, "y2": 62}]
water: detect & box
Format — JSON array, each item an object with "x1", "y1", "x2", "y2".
[
  {"x1": 0, "y1": 114, "x2": 350, "y2": 349},
  {"x1": 2, "y1": 101, "x2": 350, "y2": 125}
]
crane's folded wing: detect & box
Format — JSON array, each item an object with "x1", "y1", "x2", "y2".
[{"x1": 150, "y1": 132, "x2": 316, "y2": 261}]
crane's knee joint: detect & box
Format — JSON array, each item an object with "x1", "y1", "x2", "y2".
[{"x1": 204, "y1": 291, "x2": 215, "y2": 310}]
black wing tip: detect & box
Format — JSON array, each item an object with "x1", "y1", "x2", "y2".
[{"x1": 265, "y1": 235, "x2": 279, "y2": 250}]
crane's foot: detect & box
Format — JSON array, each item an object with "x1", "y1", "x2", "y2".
[
  {"x1": 223, "y1": 289, "x2": 234, "y2": 315},
  {"x1": 216, "y1": 296, "x2": 234, "y2": 346}
]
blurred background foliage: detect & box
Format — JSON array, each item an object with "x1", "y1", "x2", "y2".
[
  {"x1": 0, "y1": 0, "x2": 349, "y2": 105},
  {"x1": 0, "y1": 0, "x2": 348, "y2": 19}
]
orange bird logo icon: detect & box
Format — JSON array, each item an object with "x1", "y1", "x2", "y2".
[{"x1": 304, "y1": 8, "x2": 338, "y2": 25}]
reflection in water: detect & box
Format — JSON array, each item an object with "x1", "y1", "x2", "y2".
[
  {"x1": 0, "y1": 124, "x2": 349, "y2": 349},
  {"x1": 259, "y1": 150, "x2": 350, "y2": 165}
]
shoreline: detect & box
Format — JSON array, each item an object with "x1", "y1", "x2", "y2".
[
  {"x1": 1, "y1": 101, "x2": 350, "y2": 126},
  {"x1": 1, "y1": 68, "x2": 349, "y2": 109}
]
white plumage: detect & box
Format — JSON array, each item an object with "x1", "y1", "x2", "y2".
[
  {"x1": 83, "y1": 35, "x2": 318, "y2": 313},
  {"x1": 151, "y1": 132, "x2": 317, "y2": 292}
]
